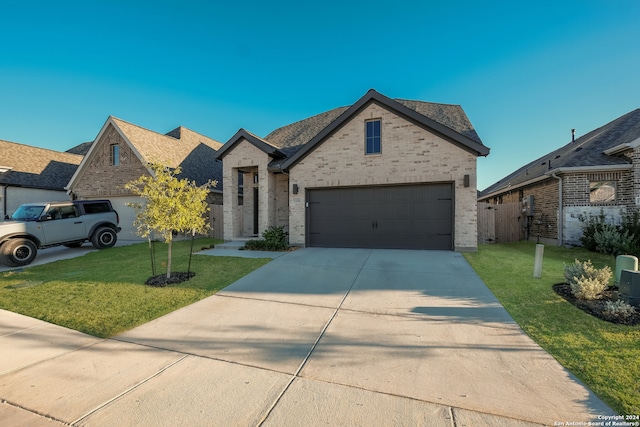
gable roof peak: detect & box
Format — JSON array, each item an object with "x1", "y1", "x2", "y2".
[{"x1": 276, "y1": 89, "x2": 488, "y2": 169}]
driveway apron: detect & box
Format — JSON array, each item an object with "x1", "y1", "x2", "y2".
[{"x1": 0, "y1": 248, "x2": 613, "y2": 426}]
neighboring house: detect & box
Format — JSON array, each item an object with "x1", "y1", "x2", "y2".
[
  {"x1": 67, "y1": 117, "x2": 223, "y2": 240},
  {"x1": 0, "y1": 139, "x2": 83, "y2": 219},
  {"x1": 478, "y1": 108, "x2": 640, "y2": 246},
  {"x1": 215, "y1": 89, "x2": 490, "y2": 251}
]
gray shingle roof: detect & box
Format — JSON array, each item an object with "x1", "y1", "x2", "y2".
[
  {"x1": 66, "y1": 142, "x2": 93, "y2": 155},
  {"x1": 216, "y1": 89, "x2": 488, "y2": 171},
  {"x1": 110, "y1": 117, "x2": 224, "y2": 189},
  {"x1": 264, "y1": 106, "x2": 350, "y2": 149},
  {"x1": 394, "y1": 99, "x2": 482, "y2": 144},
  {"x1": 0, "y1": 139, "x2": 83, "y2": 190},
  {"x1": 479, "y1": 108, "x2": 640, "y2": 197}
]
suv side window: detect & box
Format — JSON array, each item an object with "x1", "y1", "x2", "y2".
[
  {"x1": 83, "y1": 202, "x2": 111, "y2": 214},
  {"x1": 47, "y1": 207, "x2": 64, "y2": 220},
  {"x1": 47, "y1": 205, "x2": 79, "y2": 220}
]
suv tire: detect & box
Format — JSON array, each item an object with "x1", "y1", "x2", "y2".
[
  {"x1": 1, "y1": 239, "x2": 38, "y2": 267},
  {"x1": 91, "y1": 227, "x2": 117, "y2": 249}
]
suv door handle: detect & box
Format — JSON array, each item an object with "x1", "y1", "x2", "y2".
[{"x1": 74, "y1": 221, "x2": 83, "y2": 224}]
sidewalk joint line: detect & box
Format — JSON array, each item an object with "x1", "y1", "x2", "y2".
[
  {"x1": 450, "y1": 406, "x2": 457, "y2": 427},
  {"x1": 256, "y1": 250, "x2": 374, "y2": 426},
  {"x1": 1, "y1": 399, "x2": 69, "y2": 426},
  {"x1": 71, "y1": 354, "x2": 190, "y2": 425}
]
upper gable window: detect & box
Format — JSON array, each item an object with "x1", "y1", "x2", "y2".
[
  {"x1": 590, "y1": 181, "x2": 616, "y2": 203},
  {"x1": 110, "y1": 144, "x2": 120, "y2": 166},
  {"x1": 365, "y1": 120, "x2": 381, "y2": 155}
]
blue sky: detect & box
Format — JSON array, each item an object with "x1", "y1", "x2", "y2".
[{"x1": 1, "y1": 1, "x2": 638, "y2": 190}]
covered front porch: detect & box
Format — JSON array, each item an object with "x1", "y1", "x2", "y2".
[{"x1": 223, "y1": 166, "x2": 290, "y2": 241}]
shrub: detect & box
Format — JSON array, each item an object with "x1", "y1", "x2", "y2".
[
  {"x1": 620, "y1": 211, "x2": 640, "y2": 255},
  {"x1": 571, "y1": 276, "x2": 608, "y2": 300},
  {"x1": 244, "y1": 226, "x2": 289, "y2": 251},
  {"x1": 243, "y1": 239, "x2": 270, "y2": 251},
  {"x1": 580, "y1": 211, "x2": 608, "y2": 252},
  {"x1": 594, "y1": 223, "x2": 634, "y2": 256},
  {"x1": 262, "y1": 226, "x2": 289, "y2": 249},
  {"x1": 563, "y1": 259, "x2": 612, "y2": 300},
  {"x1": 580, "y1": 210, "x2": 639, "y2": 257},
  {"x1": 603, "y1": 300, "x2": 636, "y2": 319}
]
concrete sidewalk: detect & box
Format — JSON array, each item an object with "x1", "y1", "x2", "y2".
[{"x1": 0, "y1": 248, "x2": 614, "y2": 426}]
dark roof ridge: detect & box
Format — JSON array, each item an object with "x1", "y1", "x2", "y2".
[
  {"x1": 393, "y1": 97, "x2": 461, "y2": 107},
  {"x1": 215, "y1": 128, "x2": 286, "y2": 160},
  {"x1": 278, "y1": 89, "x2": 489, "y2": 170}
]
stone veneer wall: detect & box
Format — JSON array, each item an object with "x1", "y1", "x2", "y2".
[{"x1": 288, "y1": 103, "x2": 479, "y2": 251}]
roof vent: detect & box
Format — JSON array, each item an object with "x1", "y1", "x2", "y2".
[{"x1": 571, "y1": 128, "x2": 576, "y2": 142}]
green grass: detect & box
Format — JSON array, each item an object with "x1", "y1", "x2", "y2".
[
  {"x1": 0, "y1": 238, "x2": 270, "y2": 338},
  {"x1": 464, "y1": 242, "x2": 640, "y2": 415}
]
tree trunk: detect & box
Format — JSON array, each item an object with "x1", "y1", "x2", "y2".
[{"x1": 166, "y1": 238, "x2": 172, "y2": 279}]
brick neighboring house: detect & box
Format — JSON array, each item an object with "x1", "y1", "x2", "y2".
[
  {"x1": 67, "y1": 116, "x2": 223, "y2": 240},
  {"x1": 0, "y1": 139, "x2": 83, "y2": 219},
  {"x1": 215, "y1": 89, "x2": 490, "y2": 251},
  {"x1": 478, "y1": 108, "x2": 640, "y2": 246}
]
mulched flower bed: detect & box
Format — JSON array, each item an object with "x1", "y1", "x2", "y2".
[
  {"x1": 145, "y1": 272, "x2": 195, "y2": 287},
  {"x1": 553, "y1": 283, "x2": 640, "y2": 326}
]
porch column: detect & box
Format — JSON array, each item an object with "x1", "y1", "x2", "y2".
[
  {"x1": 258, "y1": 168, "x2": 276, "y2": 235},
  {"x1": 223, "y1": 166, "x2": 240, "y2": 240}
]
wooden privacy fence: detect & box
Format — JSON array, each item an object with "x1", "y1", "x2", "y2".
[
  {"x1": 209, "y1": 204, "x2": 224, "y2": 239},
  {"x1": 477, "y1": 202, "x2": 523, "y2": 244}
]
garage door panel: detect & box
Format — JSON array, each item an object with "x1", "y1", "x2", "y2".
[{"x1": 308, "y1": 184, "x2": 453, "y2": 250}]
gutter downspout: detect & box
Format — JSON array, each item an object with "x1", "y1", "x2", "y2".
[{"x1": 551, "y1": 173, "x2": 563, "y2": 246}]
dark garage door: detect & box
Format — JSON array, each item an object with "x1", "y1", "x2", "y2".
[{"x1": 307, "y1": 183, "x2": 453, "y2": 250}]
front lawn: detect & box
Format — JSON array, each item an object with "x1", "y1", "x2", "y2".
[
  {"x1": 0, "y1": 239, "x2": 270, "y2": 338},
  {"x1": 464, "y1": 242, "x2": 640, "y2": 415}
]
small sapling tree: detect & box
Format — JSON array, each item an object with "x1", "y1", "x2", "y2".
[{"x1": 125, "y1": 163, "x2": 215, "y2": 280}]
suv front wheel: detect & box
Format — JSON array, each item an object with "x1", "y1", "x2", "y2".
[
  {"x1": 91, "y1": 227, "x2": 117, "y2": 249},
  {"x1": 0, "y1": 239, "x2": 38, "y2": 267}
]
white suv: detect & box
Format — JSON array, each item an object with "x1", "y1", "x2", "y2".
[{"x1": 0, "y1": 200, "x2": 121, "y2": 267}]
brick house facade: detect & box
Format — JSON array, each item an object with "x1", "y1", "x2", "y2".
[
  {"x1": 479, "y1": 109, "x2": 640, "y2": 246},
  {"x1": 67, "y1": 117, "x2": 223, "y2": 240},
  {"x1": 216, "y1": 90, "x2": 490, "y2": 251}
]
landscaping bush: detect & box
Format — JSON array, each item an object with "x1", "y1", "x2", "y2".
[
  {"x1": 580, "y1": 211, "x2": 608, "y2": 252},
  {"x1": 594, "y1": 223, "x2": 634, "y2": 256},
  {"x1": 603, "y1": 300, "x2": 636, "y2": 320},
  {"x1": 580, "y1": 210, "x2": 640, "y2": 257},
  {"x1": 244, "y1": 226, "x2": 289, "y2": 251},
  {"x1": 563, "y1": 259, "x2": 612, "y2": 300}
]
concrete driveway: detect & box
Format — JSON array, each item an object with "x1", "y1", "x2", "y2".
[{"x1": 0, "y1": 248, "x2": 613, "y2": 426}]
